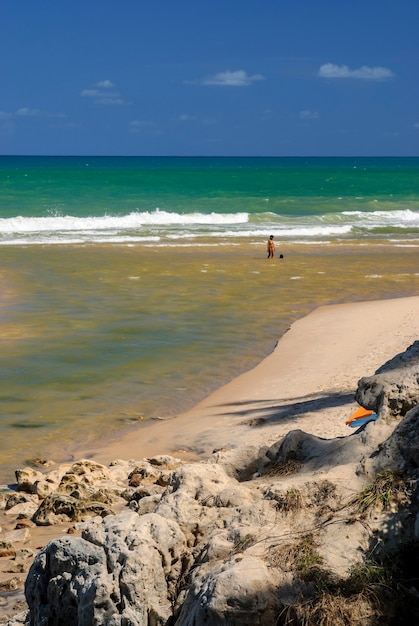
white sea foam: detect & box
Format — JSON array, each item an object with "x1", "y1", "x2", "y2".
[
  {"x1": 341, "y1": 208, "x2": 419, "y2": 225},
  {"x1": 0, "y1": 210, "x2": 249, "y2": 232},
  {"x1": 0, "y1": 207, "x2": 417, "y2": 245}
]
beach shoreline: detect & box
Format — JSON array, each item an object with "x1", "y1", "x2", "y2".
[
  {"x1": 81, "y1": 294, "x2": 419, "y2": 468},
  {"x1": 1, "y1": 294, "x2": 418, "y2": 623},
  {"x1": 1, "y1": 240, "x2": 418, "y2": 486}
]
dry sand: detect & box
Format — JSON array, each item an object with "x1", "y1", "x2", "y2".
[
  {"x1": 86, "y1": 295, "x2": 419, "y2": 466},
  {"x1": 1, "y1": 295, "x2": 418, "y2": 622}
]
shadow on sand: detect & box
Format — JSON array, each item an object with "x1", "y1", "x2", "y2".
[{"x1": 208, "y1": 391, "x2": 355, "y2": 428}]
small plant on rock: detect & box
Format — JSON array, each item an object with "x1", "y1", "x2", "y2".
[
  {"x1": 350, "y1": 469, "x2": 410, "y2": 515},
  {"x1": 266, "y1": 533, "x2": 325, "y2": 584},
  {"x1": 293, "y1": 534, "x2": 324, "y2": 582},
  {"x1": 274, "y1": 488, "x2": 303, "y2": 514},
  {"x1": 264, "y1": 458, "x2": 302, "y2": 477},
  {"x1": 232, "y1": 533, "x2": 256, "y2": 554}
]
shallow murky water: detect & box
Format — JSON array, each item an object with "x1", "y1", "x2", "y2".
[{"x1": 0, "y1": 241, "x2": 418, "y2": 483}]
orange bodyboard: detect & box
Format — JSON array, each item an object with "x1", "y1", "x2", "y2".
[{"x1": 346, "y1": 406, "x2": 374, "y2": 425}]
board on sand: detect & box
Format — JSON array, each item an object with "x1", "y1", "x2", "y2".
[{"x1": 346, "y1": 406, "x2": 377, "y2": 427}]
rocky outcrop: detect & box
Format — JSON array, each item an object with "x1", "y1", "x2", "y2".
[
  {"x1": 2, "y1": 341, "x2": 419, "y2": 625},
  {"x1": 363, "y1": 403, "x2": 419, "y2": 476},
  {"x1": 0, "y1": 457, "x2": 182, "y2": 622},
  {"x1": 175, "y1": 555, "x2": 281, "y2": 626},
  {"x1": 356, "y1": 340, "x2": 419, "y2": 421},
  {"x1": 25, "y1": 512, "x2": 187, "y2": 626}
]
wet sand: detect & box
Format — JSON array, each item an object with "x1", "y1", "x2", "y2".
[{"x1": 85, "y1": 295, "x2": 419, "y2": 466}]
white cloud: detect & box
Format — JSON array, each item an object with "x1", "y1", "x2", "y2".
[
  {"x1": 96, "y1": 80, "x2": 114, "y2": 88},
  {"x1": 81, "y1": 81, "x2": 128, "y2": 105},
  {"x1": 198, "y1": 70, "x2": 265, "y2": 86},
  {"x1": 16, "y1": 107, "x2": 41, "y2": 116},
  {"x1": 129, "y1": 120, "x2": 157, "y2": 132},
  {"x1": 97, "y1": 96, "x2": 126, "y2": 106},
  {"x1": 179, "y1": 114, "x2": 197, "y2": 121},
  {"x1": 16, "y1": 107, "x2": 66, "y2": 118},
  {"x1": 130, "y1": 120, "x2": 154, "y2": 127},
  {"x1": 414, "y1": 123, "x2": 419, "y2": 129},
  {"x1": 81, "y1": 89, "x2": 100, "y2": 98},
  {"x1": 318, "y1": 63, "x2": 394, "y2": 80},
  {"x1": 261, "y1": 109, "x2": 272, "y2": 120},
  {"x1": 300, "y1": 110, "x2": 319, "y2": 120}
]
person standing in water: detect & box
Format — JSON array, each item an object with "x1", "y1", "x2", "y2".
[{"x1": 267, "y1": 235, "x2": 275, "y2": 258}]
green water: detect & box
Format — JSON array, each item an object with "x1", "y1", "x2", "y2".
[
  {"x1": 0, "y1": 156, "x2": 418, "y2": 484},
  {"x1": 1, "y1": 156, "x2": 419, "y2": 218}
]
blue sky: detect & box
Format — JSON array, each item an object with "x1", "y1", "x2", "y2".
[{"x1": 1, "y1": 0, "x2": 418, "y2": 156}]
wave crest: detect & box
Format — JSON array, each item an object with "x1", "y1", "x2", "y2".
[{"x1": 0, "y1": 207, "x2": 418, "y2": 245}]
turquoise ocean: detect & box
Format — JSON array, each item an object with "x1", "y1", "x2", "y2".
[{"x1": 1, "y1": 156, "x2": 418, "y2": 484}]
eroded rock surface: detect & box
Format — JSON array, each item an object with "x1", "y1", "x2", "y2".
[
  {"x1": 2, "y1": 341, "x2": 419, "y2": 625},
  {"x1": 25, "y1": 512, "x2": 187, "y2": 626},
  {"x1": 356, "y1": 340, "x2": 419, "y2": 421}
]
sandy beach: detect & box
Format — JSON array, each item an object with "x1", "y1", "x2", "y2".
[
  {"x1": 85, "y1": 295, "x2": 419, "y2": 467},
  {"x1": 1, "y1": 294, "x2": 419, "y2": 622},
  {"x1": 2, "y1": 240, "x2": 418, "y2": 484}
]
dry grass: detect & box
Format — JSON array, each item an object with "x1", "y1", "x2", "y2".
[
  {"x1": 275, "y1": 541, "x2": 419, "y2": 625},
  {"x1": 265, "y1": 534, "x2": 324, "y2": 582},
  {"x1": 263, "y1": 459, "x2": 302, "y2": 477},
  {"x1": 261, "y1": 466, "x2": 418, "y2": 624},
  {"x1": 232, "y1": 533, "x2": 256, "y2": 554},
  {"x1": 310, "y1": 480, "x2": 337, "y2": 507},
  {"x1": 349, "y1": 469, "x2": 411, "y2": 515},
  {"x1": 278, "y1": 591, "x2": 381, "y2": 626},
  {"x1": 274, "y1": 488, "x2": 304, "y2": 514}
]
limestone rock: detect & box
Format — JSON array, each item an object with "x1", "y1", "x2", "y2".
[
  {"x1": 211, "y1": 445, "x2": 266, "y2": 480},
  {"x1": 136, "y1": 493, "x2": 162, "y2": 515},
  {"x1": 356, "y1": 340, "x2": 419, "y2": 421},
  {"x1": 5, "y1": 492, "x2": 38, "y2": 511},
  {"x1": 15, "y1": 468, "x2": 45, "y2": 494},
  {"x1": 4, "y1": 610, "x2": 29, "y2": 626},
  {"x1": 154, "y1": 462, "x2": 262, "y2": 545},
  {"x1": 28, "y1": 459, "x2": 131, "y2": 526},
  {"x1": 5, "y1": 502, "x2": 39, "y2": 519},
  {"x1": 32, "y1": 493, "x2": 115, "y2": 526},
  {"x1": 33, "y1": 466, "x2": 69, "y2": 498},
  {"x1": 148, "y1": 454, "x2": 182, "y2": 468},
  {"x1": 2, "y1": 528, "x2": 30, "y2": 545},
  {"x1": 25, "y1": 511, "x2": 188, "y2": 626},
  {"x1": 364, "y1": 404, "x2": 419, "y2": 475},
  {"x1": 175, "y1": 555, "x2": 282, "y2": 625},
  {"x1": 0, "y1": 576, "x2": 23, "y2": 591},
  {"x1": 15, "y1": 547, "x2": 35, "y2": 560},
  {"x1": 0, "y1": 489, "x2": 10, "y2": 509},
  {"x1": 55, "y1": 459, "x2": 119, "y2": 500},
  {"x1": 127, "y1": 456, "x2": 181, "y2": 488},
  {"x1": 0, "y1": 544, "x2": 16, "y2": 558},
  {"x1": 265, "y1": 427, "x2": 365, "y2": 472},
  {"x1": 25, "y1": 535, "x2": 110, "y2": 626}
]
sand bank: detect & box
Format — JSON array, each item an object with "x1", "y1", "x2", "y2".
[
  {"x1": 1, "y1": 295, "x2": 418, "y2": 622},
  {"x1": 85, "y1": 295, "x2": 419, "y2": 467}
]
